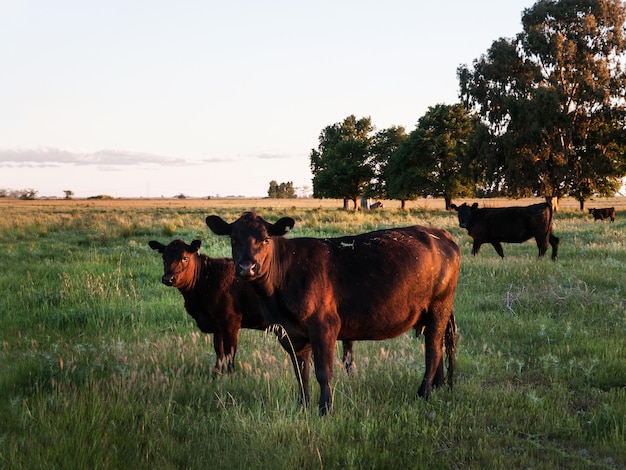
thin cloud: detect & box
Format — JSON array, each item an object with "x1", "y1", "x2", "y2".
[
  {"x1": 0, "y1": 147, "x2": 187, "y2": 167},
  {"x1": 256, "y1": 153, "x2": 292, "y2": 160},
  {"x1": 202, "y1": 156, "x2": 242, "y2": 164}
]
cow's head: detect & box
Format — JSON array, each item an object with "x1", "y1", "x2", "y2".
[
  {"x1": 450, "y1": 202, "x2": 478, "y2": 229},
  {"x1": 588, "y1": 208, "x2": 594, "y2": 214},
  {"x1": 148, "y1": 239, "x2": 201, "y2": 287},
  {"x1": 206, "y1": 211, "x2": 294, "y2": 280}
]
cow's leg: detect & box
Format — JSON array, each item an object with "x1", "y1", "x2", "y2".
[
  {"x1": 471, "y1": 241, "x2": 482, "y2": 256},
  {"x1": 549, "y1": 232, "x2": 560, "y2": 260},
  {"x1": 309, "y1": 319, "x2": 340, "y2": 415},
  {"x1": 536, "y1": 234, "x2": 549, "y2": 257},
  {"x1": 222, "y1": 327, "x2": 239, "y2": 374},
  {"x1": 212, "y1": 332, "x2": 225, "y2": 374},
  {"x1": 341, "y1": 340, "x2": 356, "y2": 375},
  {"x1": 418, "y1": 312, "x2": 447, "y2": 400},
  {"x1": 491, "y1": 242, "x2": 505, "y2": 258}
]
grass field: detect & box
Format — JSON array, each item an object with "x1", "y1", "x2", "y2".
[{"x1": 0, "y1": 197, "x2": 625, "y2": 469}]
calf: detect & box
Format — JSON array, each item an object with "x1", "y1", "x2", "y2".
[
  {"x1": 207, "y1": 212, "x2": 460, "y2": 414},
  {"x1": 588, "y1": 207, "x2": 615, "y2": 222},
  {"x1": 450, "y1": 202, "x2": 559, "y2": 260},
  {"x1": 149, "y1": 239, "x2": 356, "y2": 375}
]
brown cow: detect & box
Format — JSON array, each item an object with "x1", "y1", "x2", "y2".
[
  {"x1": 588, "y1": 207, "x2": 615, "y2": 222},
  {"x1": 149, "y1": 239, "x2": 356, "y2": 375},
  {"x1": 206, "y1": 212, "x2": 460, "y2": 414},
  {"x1": 450, "y1": 202, "x2": 559, "y2": 260}
]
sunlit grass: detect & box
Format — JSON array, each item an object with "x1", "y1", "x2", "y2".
[{"x1": 0, "y1": 197, "x2": 625, "y2": 468}]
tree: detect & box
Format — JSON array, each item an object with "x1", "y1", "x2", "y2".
[
  {"x1": 458, "y1": 0, "x2": 626, "y2": 209},
  {"x1": 368, "y1": 126, "x2": 408, "y2": 200},
  {"x1": 18, "y1": 189, "x2": 37, "y2": 200},
  {"x1": 63, "y1": 190, "x2": 74, "y2": 200},
  {"x1": 267, "y1": 180, "x2": 296, "y2": 198},
  {"x1": 310, "y1": 115, "x2": 374, "y2": 210},
  {"x1": 386, "y1": 104, "x2": 480, "y2": 209}
]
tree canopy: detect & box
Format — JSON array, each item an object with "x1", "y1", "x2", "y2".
[
  {"x1": 386, "y1": 104, "x2": 480, "y2": 209},
  {"x1": 267, "y1": 180, "x2": 296, "y2": 198},
  {"x1": 458, "y1": 0, "x2": 626, "y2": 208},
  {"x1": 310, "y1": 115, "x2": 375, "y2": 209}
]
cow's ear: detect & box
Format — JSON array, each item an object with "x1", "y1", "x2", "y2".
[
  {"x1": 206, "y1": 215, "x2": 232, "y2": 236},
  {"x1": 450, "y1": 204, "x2": 458, "y2": 211},
  {"x1": 149, "y1": 240, "x2": 165, "y2": 253},
  {"x1": 270, "y1": 217, "x2": 295, "y2": 236},
  {"x1": 471, "y1": 202, "x2": 479, "y2": 210},
  {"x1": 190, "y1": 240, "x2": 202, "y2": 252}
]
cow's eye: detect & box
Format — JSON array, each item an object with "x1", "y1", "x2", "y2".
[
  {"x1": 263, "y1": 237, "x2": 271, "y2": 245},
  {"x1": 182, "y1": 256, "x2": 188, "y2": 263}
]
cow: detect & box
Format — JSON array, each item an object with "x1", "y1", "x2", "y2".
[
  {"x1": 149, "y1": 239, "x2": 356, "y2": 375},
  {"x1": 450, "y1": 202, "x2": 559, "y2": 260},
  {"x1": 370, "y1": 201, "x2": 384, "y2": 210},
  {"x1": 206, "y1": 212, "x2": 460, "y2": 414},
  {"x1": 588, "y1": 207, "x2": 615, "y2": 222}
]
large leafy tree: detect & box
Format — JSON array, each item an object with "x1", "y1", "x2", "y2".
[
  {"x1": 458, "y1": 0, "x2": 626, "y2": 209},
  {"x1": 386, "y1": 103, "x2": 480, "y2": 209},
  {"x1": 368, "y1": 125, "x2": 408, "y2": 200},
  {"x1": 310, "y1": 115, "x2": 374, "y2": 209}
]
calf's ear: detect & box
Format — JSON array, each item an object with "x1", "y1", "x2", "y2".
[
  {"x1": 206, "y1": 215, "x2": 232, "y2": 236},
  {"x1": 148, "y1": 240, "x2": 165, "y2": 253},
  {"x1": 471, "y1": 202, "x2": 479, "y2": 210},
  {"x1": 270, "y1": 217, "x2": 295, "y2": 236},
  {"x1": 190, "y1": 240, "x2": 202, "y2": 252},
  {"x1": 450, "y1": 204, "x2": 458, "y2": 211}
]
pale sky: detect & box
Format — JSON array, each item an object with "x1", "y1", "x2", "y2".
[{"x1": 1, "y1": 0, "x2": 537, "y2": 198}]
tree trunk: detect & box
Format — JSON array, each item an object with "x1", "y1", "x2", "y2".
[
  {"x1": 444, "y1": 196, "x2": 452, "y2": 211},
  {"x1": 401, "y1": 199, "x2": 407, "y2": 210},
  {"x1": 343, "y1": 198, "x2": 350, "y2": 210}
]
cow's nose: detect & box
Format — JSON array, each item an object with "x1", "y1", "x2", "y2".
[
  {"x1": 162, "y1": 274, "x2": 175, "y2": 286},
  {"x1": 237, "y1": 261, "x2": 257, "y2": 278}
]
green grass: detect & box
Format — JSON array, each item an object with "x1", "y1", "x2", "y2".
[{"x1": 0, "y1": 199, "x2": 625, "y2": 469}]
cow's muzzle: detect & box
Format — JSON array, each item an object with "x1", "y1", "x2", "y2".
[
  {"x1": 236, "y1": 261, "x2": 259, "y2": 278},
  {"x1": 161, "y1": 274, "x2": 176, "y2": 286}
]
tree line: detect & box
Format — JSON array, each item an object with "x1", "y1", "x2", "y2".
[{"x1": 310, "y1": 0, "x2": 626, "y2": 210}]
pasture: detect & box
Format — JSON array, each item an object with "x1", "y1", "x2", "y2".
[{"x1": 0, "y1": 197, "x2": 624, "y2": 468}]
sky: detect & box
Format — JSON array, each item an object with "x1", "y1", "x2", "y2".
[{"x1": 1, "y1": 0, "x2": 538, "y2": 198}]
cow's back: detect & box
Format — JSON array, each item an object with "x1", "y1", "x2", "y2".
[
  {"x1": 280, "y1": 226, "x2": 460, "y2": 341},
  {"x1": 470, "y1": 203, "x2": 552, "y2": 243}
]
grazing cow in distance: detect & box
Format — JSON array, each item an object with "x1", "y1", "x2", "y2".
[
  {"x1": 149, "y1": 239, "x2": 356, "y2": 375},
  {"x1": 206, "y1": 212, "x2": 460, "y2": 415},
  {"x1": 450, "y1": 202, "x2": 559, "y2": 260},
  {"x1": 588, "y1": 207, "x2": 615, "y2": 222},
  {"x1": 370, "y1": 201, "x2": 384, "y2": 210}
]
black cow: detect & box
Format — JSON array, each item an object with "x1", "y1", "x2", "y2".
[
  {"x1": 149, "y1": 239, "x2": 356, "y2": 375},
  {"x1": 450, "y1": 202, "x2": 559, "y2": 260},
  {"x1": 206, "y1": 212, "x2": 460, "y2": 414},
  {"x1": 588, "y1": 207, "x2": 615, "y2": 222}
]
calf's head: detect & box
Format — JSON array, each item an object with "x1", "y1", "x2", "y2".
[
  {"x1": 148, "y1": 239, "x2": 201, "y2": 287},
  {"x1": 206, "y1": 212, "x2": 294, "y2": 279},
  {"x1": 450, "y1": 202, "x2": 478, "y2": 229}
]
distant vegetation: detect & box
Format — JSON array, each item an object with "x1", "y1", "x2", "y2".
[
  {"x1": 267, "y1": 180, "x2": 296, "y2": 198},
  {"x1": 0, "y1": 188, "x2": 38, "y2": 200}
]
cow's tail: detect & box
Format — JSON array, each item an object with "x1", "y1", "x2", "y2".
[{"x1": 445, "y1": 311, "x2": 457, "y2": 389}]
